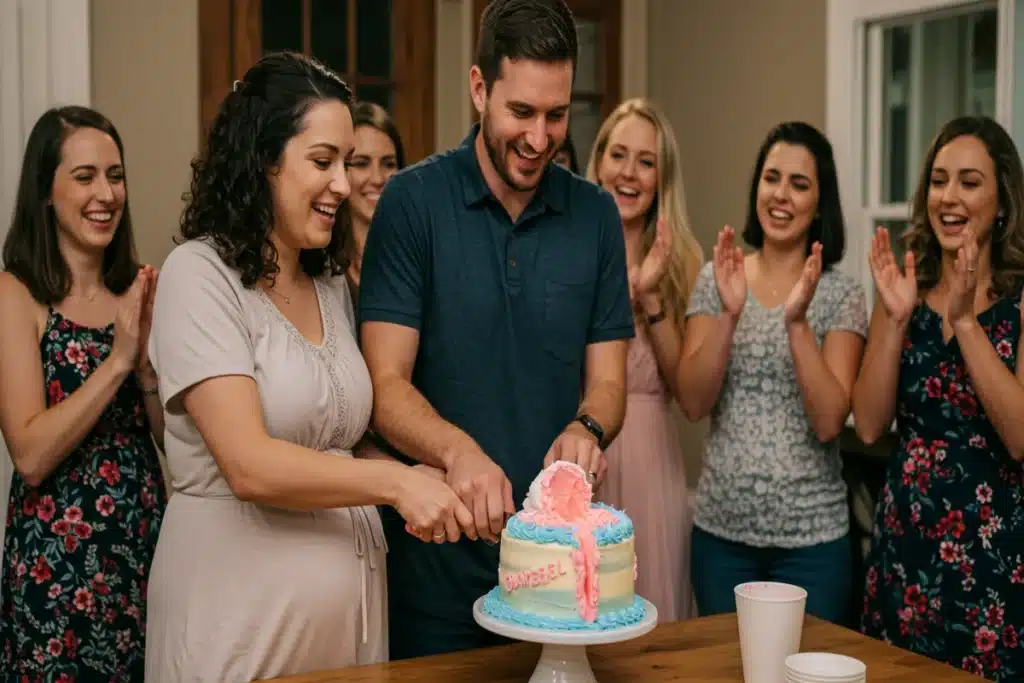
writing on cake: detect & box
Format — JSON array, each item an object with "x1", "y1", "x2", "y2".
[
  {"x1": 501, "y1": 561, "x2": 568, "y2": 592},
  {"x1": 483, "y1": 461, "x2": 645, "y2": 631}
]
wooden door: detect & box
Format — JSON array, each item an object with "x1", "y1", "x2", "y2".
[{"x1": 199, "y1": 0, "x2": 436, "y2": 163}]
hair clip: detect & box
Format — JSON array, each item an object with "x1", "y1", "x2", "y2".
[{"x1": 233, "y1": 79, "x2": 243, "y2": 93}]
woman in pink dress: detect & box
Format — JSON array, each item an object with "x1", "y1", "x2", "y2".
[{"x1": 585, "y1": 98, "x2": 704, "y2": 622}]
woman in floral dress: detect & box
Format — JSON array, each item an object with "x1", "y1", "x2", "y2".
[
  {"x1": 0, "y1": 106, "x2": 166, "y2": 681},
  {"x1": 854, "y1": 116, "x2": 1024, "y2": 681}
]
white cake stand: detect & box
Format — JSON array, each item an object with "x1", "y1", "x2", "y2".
[{"x1": 472, "y1": 596, "x2": 658, "y2": 683}]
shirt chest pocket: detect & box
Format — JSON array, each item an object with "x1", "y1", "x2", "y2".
[{"x1": 542, "y1": 279, "x2": 592, "y2": 365}]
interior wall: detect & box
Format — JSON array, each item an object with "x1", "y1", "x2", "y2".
[
  {"x1": 89, "y1": 0, "x2": 199, "y2": 267},
  {"x1": 646, "y1": 0, "x2": 827, "y2": 482}
]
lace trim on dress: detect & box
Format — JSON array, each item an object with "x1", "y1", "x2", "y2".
[{"x1": 255, "y1": 280, "x2": 355, "y2": 449}]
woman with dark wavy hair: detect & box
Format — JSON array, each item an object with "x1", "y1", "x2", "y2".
[
  {"x1": 143, "y1": 52, "x2": 471, "y2": 681},
  {"x1": 0, "y1": 105, "x2": 166, "y2": 681},
  {"x1": 855, "y1": 116, "x2": 1024, "y2": 681}
]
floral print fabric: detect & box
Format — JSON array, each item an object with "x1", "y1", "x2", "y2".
[
  {"x1": 0, "y1": 309, "x2": 166, "y2": 682},
  {"x1": 861, "y1": 296, "x2": 1024, "y2": 681}
]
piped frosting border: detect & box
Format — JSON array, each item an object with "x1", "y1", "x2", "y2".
[
  {"x1": 505, "y1": 502, "x2": 634, "y2": 547},
  {"x1": 481, "y1": 587, "x2": 646, "y2": 631}
]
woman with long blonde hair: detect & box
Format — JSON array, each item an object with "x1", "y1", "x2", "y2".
[{"x1": 586, "y1": 97, "x2": 703, "y2": 622}]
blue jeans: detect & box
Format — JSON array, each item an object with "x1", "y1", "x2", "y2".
[{"x1": 690, "y1": 526, "x2": 853, "y2": 625}]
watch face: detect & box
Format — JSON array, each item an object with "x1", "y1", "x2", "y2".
[{"x1": 578, "y1": 414, "x2": 603, "y2": 439}]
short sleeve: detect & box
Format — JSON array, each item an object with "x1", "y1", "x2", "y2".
[
  {"x1": 686, "y1": 261, "x2": 722, "y2": 318},
  {"x1": 824, "y1": 272, "x2": 868, "y2": 338},
  {"x1": 587, "y1": 190, "x2": 635, "y2": 344},
  {"x1": 149, "y1": 241, "x2": 255, "y2": 414},
  {"x1": 358, "y1": 179, "x2": 427, "y2": 330}
]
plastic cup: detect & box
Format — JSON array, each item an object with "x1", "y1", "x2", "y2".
[{"x1": 734, "y1": 581, "x2": 808, "y2": 683}]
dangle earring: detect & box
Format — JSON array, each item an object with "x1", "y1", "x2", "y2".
[{"x1": 994, "y1": 209, "x2": 1007, "y2": 240}]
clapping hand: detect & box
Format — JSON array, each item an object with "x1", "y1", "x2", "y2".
[
  {"x1": 947, "y1": 228, "x2": 980, "y2": 328},
  {"x1": 135, "y1": 265, "x2": 159, "y2": 384},
  {"x1": 712, "y1": 226, "x2": 746, "y2": 318},
  {"x1": 783, "y1": 242, "x2": 823, "y2": 325},
  {"x1": 868, "y1": 226, "x2": 917, "y2": 324},
  {"x1": 109, "y1": 270, "x2": 148, "y2": 376},
  {"x1": 628, "y1": 218, "x2": 672, "y2": 309}
]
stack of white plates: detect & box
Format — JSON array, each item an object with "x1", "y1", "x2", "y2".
[{"x1": 784, "y1": 652, "x2": 867, "y2": 683}]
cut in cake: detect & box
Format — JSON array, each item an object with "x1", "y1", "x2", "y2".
[{"x1": 481, "y1": 461, "x2": 646, "y2": 630}]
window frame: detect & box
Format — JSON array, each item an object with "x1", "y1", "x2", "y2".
[
  {"x1": 825, "y1": 0, "x2": 1018, "y2": 305},
  {"x1": 198, "y1": 0, "x2": 436, "y2": 163}
]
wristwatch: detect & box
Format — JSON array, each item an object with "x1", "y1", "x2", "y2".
[
  {"x1": 575, "y1": 413, "x2": 606, "y2": 449},
  {"x1": 646, "y1": 309, "x2": 666, "y2": 325}
]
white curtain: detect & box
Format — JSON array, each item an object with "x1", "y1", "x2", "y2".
[{"x1": 0, "y1": 0, "x2": 92, "y2": 579}]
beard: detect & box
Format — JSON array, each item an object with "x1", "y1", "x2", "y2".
[{"x1": 481, "y1": 105, "x2": 550, "y2": 193}]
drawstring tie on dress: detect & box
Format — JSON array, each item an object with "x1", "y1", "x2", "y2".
[{"x1": 350, "y1": 504, "x2": 387, "y2": 644}]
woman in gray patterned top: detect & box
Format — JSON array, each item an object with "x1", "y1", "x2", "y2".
[{"x1": 677, "y1": 122, "x2": 868, "y2": 623}]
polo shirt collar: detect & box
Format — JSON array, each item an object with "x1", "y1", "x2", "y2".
[{"x1": 456, "y1": 123, "x2": 567, "y2": 214}]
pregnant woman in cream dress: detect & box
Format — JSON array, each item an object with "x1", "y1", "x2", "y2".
[{"x1": 144, "y1": 52, "x2": 471, "y2": 682}]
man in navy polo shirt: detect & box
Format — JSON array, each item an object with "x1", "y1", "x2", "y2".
[{"x1": 359, "y1": 0, "x2": 634, "y2": 659}]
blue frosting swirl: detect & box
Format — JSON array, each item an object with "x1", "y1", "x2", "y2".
[
  {"x1": 481, "y1": 587, "x2": 646, "y2": 631},
  {"x1": 505, "y1": 503, "x2": 633, "y2": 547}
]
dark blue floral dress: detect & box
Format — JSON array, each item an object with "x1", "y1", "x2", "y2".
[
  {"x1": 861, "y1": 296, "x2": 1024, "y2": 681},
  {"x1": 0, "y1": 310, "x2": 166, "y2": 682}
]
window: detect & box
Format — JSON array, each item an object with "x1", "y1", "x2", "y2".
[
  {"x1": 199, "y1": 0, "x2": 436, "y2": 163},
  {"x1": 471, "y1": 0, "x2": 622, "y2": 170},
  {"x1": 827, "y1": 0, "x2": 1022, "y2": 303}
]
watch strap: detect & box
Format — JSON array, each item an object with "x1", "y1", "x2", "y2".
[
  {"x1": 646, "y1": 309, "x2": 667, "y2": 325},
  {"x1": 575, "y1": 413, "x2": 606, "y2": 449}
]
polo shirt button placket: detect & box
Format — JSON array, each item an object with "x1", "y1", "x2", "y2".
[{"x1": 506, "y1": 238, "x2": 522, "y2": 296}]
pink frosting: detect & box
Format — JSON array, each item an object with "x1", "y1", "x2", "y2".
[
  {"x1": 523, "y1": 461, "x2": 592, "y2": 522},
  {"x1": 520, "y1": 462, "x2": 615, "y2": 622},
  {"x1": 575, "y1": 524, "x2": 600, "y2": 621}
]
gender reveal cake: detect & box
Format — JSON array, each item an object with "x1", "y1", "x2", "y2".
[{"x1": 481, "y1": 461, "x2": 646, "y2": 630}]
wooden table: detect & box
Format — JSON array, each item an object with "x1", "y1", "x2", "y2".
[{"x1": 264, "y1": 614, "x2": 980, "y2": 682}]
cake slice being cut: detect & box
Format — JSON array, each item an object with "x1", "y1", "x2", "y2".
[{"x1": 481, "y1": 461, "x2": 646, "y2": 630}]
